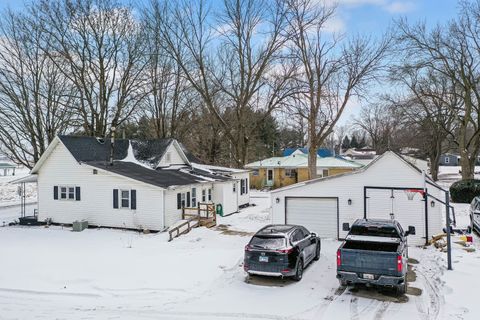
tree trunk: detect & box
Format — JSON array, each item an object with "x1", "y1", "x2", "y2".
[
  {"x1": 429, "y1": 154, "x2": 440, "y2": 181},
  {"x1": 460, "y1": 149, "x2": 475, "y2": 179},
  {"x1": 308, "y1": 136, "x2": 317, "y2": 180}
]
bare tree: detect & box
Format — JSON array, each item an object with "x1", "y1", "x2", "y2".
[
  {"x1": 34, "y1": 0, "x2": 149, "y2": 137},
  {"x1": 286, "y1": 0, "x2": 391, "y2": 179},
  {"x1": 388, "y1": 67, "x2": 459, "y2": 180},
  {"x1": 397, "y1": 1, "x2": 480, "y2": 179},
  {"x1": 0, "y1": 9, "x2": 76, "y2": 167},
  {"x1": 353, "y1": 102, "x2": 400, "y2": 154},
  {"x1": 149, "y1": 0, "x2": 295, "y2": 167},
  {"x1": 142, "y1": 2, "x2": 198, "y2": 139}
]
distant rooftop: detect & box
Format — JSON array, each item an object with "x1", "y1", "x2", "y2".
[{"x1": 245, "y1": 153, "x2": 363, "y2": 169}]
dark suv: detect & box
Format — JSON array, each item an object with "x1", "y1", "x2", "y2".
[{"x1": 244, "y1": 225, "x2": 321, "y2": 281}]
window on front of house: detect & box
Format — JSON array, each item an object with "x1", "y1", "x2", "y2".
[
  {"x1": 192, "y1": 188, "x2": 197, "y2": 207},
  {"x1": 202, "y1": 189, "x2": 206, "y2": 202},
  {"x1": 445, "y1": 157, "x2": 450, "y2": 164},
  {"x1": 208, "y1": 188, "x2": 212, "y2": 201},
  {"x1": 285, "y1": 169, "x2": 297, "y2": 178},
  {"x1": 55, "y1": 186, "x2": 80, "y2": 201},
  {"x1": 121, "y1": 190, "x2": 130, "y2": 208},
  {"x1": 252, "y1": 169, "x2": 259, "y2": 176},
  {"x1": 60, "y1": 187, "x2": 67, "y2": 199}
]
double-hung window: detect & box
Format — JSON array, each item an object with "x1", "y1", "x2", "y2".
[
  {"x1": 121, "y1": 190, "x2": 130, "y2": 208},
  {"x1": 208, "y1": 188, "x2": 212, "y2": 201},
  {"x1": 56, "y1": 186, "x2": 80, "y2": 201},
  {"x1": 192, "y1": 188, "x2": 197, "y2": 207},
  {"x1": 202, "y1": 189, "x2": 206, "y2": 202}
]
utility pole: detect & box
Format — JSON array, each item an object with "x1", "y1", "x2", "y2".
[{"x1": 445, "y1": 191, "x2": 452, "y2": 270}]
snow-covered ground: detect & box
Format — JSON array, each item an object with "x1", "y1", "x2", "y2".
[
  {"x1": 0, "y1": 167, "x2": 37, "y2": 207},
  {"x1": 0, "y1": 191, "x2": 478, "y2": 320}
]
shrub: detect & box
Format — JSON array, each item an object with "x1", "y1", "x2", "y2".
[{"x1": 449, "y1": 179, "x2": 480, "y2": 203}]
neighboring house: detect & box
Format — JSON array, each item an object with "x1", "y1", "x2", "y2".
[
  {"x1": 439, "y1": 153, "x2": 460, "y2": 166},
  {"x1": 0, "y1": 162, "x2": 16, "y2": 176},
  {"x1": 342, "y1": 148, "x2": 376, "y2": 160},
  {"x1": 282, "y1": 147, "x2": 333, "y2": 158},
  {"x1": 270, "y1": 151, "x2": 443, "y2": 246},
  {"x1": 17, "y1": 136, "x2": 249, "y2": 231},
  {"x1": 245, "y1": 150, "x2": 363, "y2": 189}
]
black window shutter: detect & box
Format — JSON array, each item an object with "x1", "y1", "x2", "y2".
[
  {"x1": 53, "y1": 186, "x2": 58, "y2": 200},
  {"x1": 75, "y1": 187, "x2": 81, "y2": 201},
  {"x1": 245, "y1": 179, "x2": 249, "y2": 193},
  {"x1": 177, "y1": 193, "x2": 181, "y2": 209},
  {"x1": 113, "y1": 189, "x2": 119, "y2": 209},
  {"x1": 187, "y1": 192, "x2": 191, "y2": 207},
  {"x1": 240, "y1": 179, "x2": 244, "y2": 195},
  {"x1": 131, "y1": 190, "x2": 137, "y2": 210}
]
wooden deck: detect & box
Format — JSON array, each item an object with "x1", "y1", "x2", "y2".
[{"x1": 168, "y1": 203, "x2": 217, "y2": 241}]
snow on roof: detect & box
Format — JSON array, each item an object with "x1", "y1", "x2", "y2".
[
  {"x1": 245, "y1": 153, "x2": 363, "y2": 169},
  {"x1": 192, "y1": 163, "x2": 249, "y2": 174},
  {"x1": 271, "y1": 151, "x2": 438, "y2": 193},
  {"x1": 119, "y1": 141, "x2": 154, "y2": 169}
]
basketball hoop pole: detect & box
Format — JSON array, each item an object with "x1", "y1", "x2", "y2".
[{"x1": 445, "y1": 191, "x2": 452, "y2": 270}]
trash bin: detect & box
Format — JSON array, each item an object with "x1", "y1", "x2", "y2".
[{"x1": 216, "y1": 204, "x2": 223, "y2": 217}]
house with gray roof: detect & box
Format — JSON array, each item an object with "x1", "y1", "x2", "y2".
[{"x1": 15, "y1": 135, "x2": 249, "y2": 231}]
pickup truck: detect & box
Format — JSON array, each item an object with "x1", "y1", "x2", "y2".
[{"x1": 336, "y1": 219, "x2": 415, "y2": 295}]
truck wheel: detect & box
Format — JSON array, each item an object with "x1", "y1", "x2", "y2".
[
  {"x1": 293, "y1": 259, "x2": 304, "y2": 281},
  {"x1": 397, "y1": 282, "x2": 407, "y2": 295},
  {"x1": 314, "y1": 243, "x2": 321, "y2": 261}
]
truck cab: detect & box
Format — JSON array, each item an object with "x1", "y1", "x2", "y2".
[{"x1": 336, "y1": 219, "x2": 415, "y2": 295}]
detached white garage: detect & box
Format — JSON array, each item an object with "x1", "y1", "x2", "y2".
[{"x1": 271, "y1": 152, "x2": 444, "y2": 246}]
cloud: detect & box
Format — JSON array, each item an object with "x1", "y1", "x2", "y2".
[
  {"x1": 324, "y1": 16, "x2": 347, "y2": 33},
  {"x1": 323, "y1": 0, "x2": 416, "y2": 14},
  {"x1": 384, "y1": 1, "x2": 416, "y2": 14}
]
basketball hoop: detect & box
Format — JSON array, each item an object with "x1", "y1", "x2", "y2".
[{"x1": 404, "y1": 189, "x2": 425, "y2": 201}]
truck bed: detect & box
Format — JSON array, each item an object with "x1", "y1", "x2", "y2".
[{"x1": 339, "y1": 241, "x2": 402, "y2": 277}]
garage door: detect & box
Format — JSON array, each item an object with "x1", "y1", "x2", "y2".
[{"x1": 286, "y1": 197, "x2": 338, "y2": 239}]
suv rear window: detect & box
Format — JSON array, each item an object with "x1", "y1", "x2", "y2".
[
  {"x1": 349, "y1": 225, "x2": 400, "y2": 238},
  {"x1": 250, "y1": 236, "x2": 286, "y2": 249}
]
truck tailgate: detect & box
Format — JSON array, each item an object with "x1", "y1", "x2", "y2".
[{"x1": 339, "y1": 249, "x2": 400, "y2": 276}]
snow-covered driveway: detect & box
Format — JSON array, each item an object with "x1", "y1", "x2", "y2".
[{"x1": 0, "y1": 192, "x2": 477, "y2": 319}]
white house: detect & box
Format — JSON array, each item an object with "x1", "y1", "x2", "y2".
[
  {"x1": 270, "y1": 151, "x2": 444, "y2": 246},
  {"x1": 19, "y1": 136, "x2": 250, "y2": 231}
]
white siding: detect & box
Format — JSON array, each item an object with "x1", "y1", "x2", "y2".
[
  {"x1": 271, "y1": 152, "x2": 443, "y2": 246},
  {"x1": 164, "y1": 183, "x2": 214, "y2": 227},
  {"x1": 37, "y1": 143, "x2": 165, "y2": 230},
  {"x1": 157, "y1": 143, "x2": 186, "y2": 167},
  {"x1": 231, "y1": 172, "x2": 250, "y2": 206}
]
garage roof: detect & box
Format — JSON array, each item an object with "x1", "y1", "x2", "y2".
[{"x1": 271, "y1": 151, "x2": 438, "y2": 193}]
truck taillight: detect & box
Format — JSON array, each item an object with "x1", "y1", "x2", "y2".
[
  {"x1": 397, "y1": 255, "x2": 403, "y2": 272},
  {"x1": 337, "y1": 250, "x2": 341, "y2": 266}
]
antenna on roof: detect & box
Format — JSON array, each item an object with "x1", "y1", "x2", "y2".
[{"x1": 109, "y1": 126, "x2": 116, "y2": 166}]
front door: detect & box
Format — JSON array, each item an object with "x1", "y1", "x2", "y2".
[{"x1": 266, "y1": 169, "x2": 274, "y2": 186}]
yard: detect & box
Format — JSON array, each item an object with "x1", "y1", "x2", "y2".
[{"x1": 0, "y1": 189, "x2": 478, "y2": 320}]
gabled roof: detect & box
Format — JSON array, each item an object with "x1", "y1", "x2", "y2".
[
  {"x1": 87, "y1": 161, "x2": 228, "y2": 189},
  {"x1": 30, "y1": 135, "x2": 233, "y2": 189},
  {"x1": 245, "y1": 153, "x2": 363, "y2": 169},
  {"x1": 283, "y1": 147, "x2": 333, "y2": 157},
  {"x1": 271, "y1": 151, "x2": 438, "y2": 193}
]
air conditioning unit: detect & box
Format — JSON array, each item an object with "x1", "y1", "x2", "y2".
[{"x1": 72, "y1": 220, "x2": 88, "y2": 232}]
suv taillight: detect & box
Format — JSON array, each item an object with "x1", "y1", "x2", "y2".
[
  {"x1": 337, "y1": 250, "x2": 341, "y2": 266},
  {"x1": 397, "y1": 255, "x2": 403, "y2": 272},
  {"x1": 245, "y1": 245, "x2": 251, "y2": 252},
  {"x1": 277, "y1": 247, "x2": 293, "y2": 254}
]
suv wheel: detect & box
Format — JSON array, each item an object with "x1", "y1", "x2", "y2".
[
  {"x1": 293, "y1": 259, "x2": 304, "y2": 281},
  {"x1": 314, "y1": 243, "x2": 320, "y2": 261}
]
